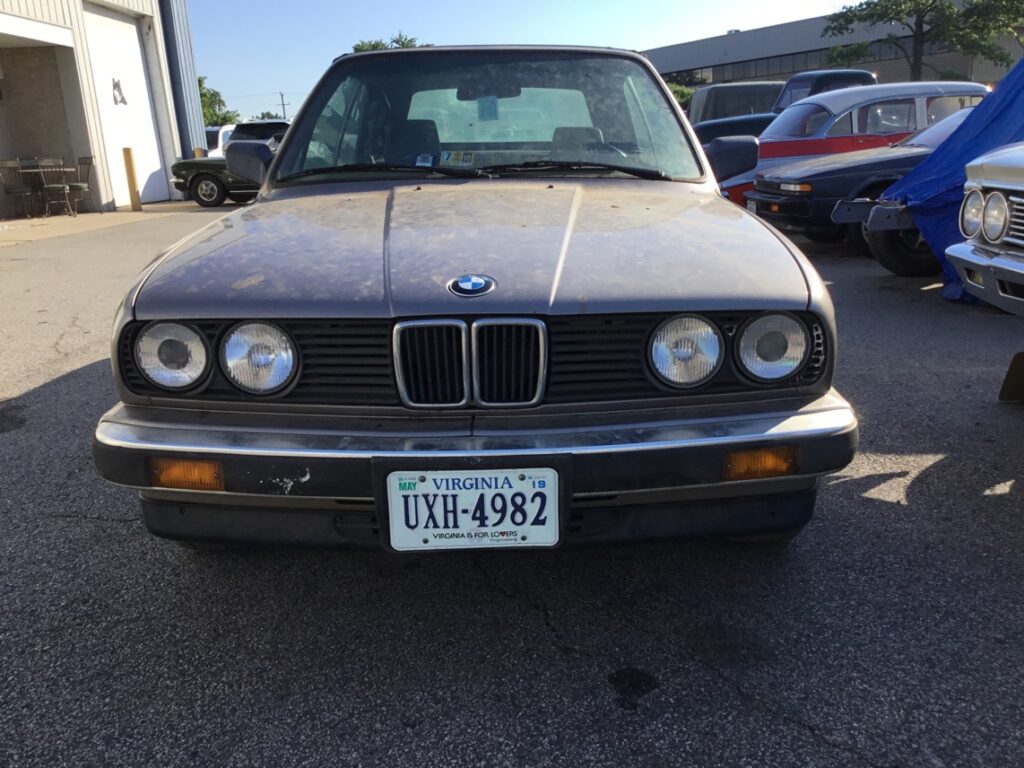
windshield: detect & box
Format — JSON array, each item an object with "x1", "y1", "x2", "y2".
[
  {"x1": 274, "y1": 50, "x2": 701, "y2": 182},
  {"x1": 760, "y1": 103, "x2": 831, "y2": 139},
  {"x1": 898, "y1": 107, "x2": 972, "y2": 148},
  {"x1": 773, "y1": 83, "x2": 812, "y2": 113}
]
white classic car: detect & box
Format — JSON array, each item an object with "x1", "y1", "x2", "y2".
[{"x1": 947, "y1": 142, "x2": 1024, "y2": 314}]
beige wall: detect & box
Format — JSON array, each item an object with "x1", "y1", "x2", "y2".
[{"x1": 0, "y1": 45, "x2": 77, "y2": 217}]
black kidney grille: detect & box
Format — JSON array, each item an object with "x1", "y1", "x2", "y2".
[
  {"x1": 474, "y1": 322, "x2": 545, "y2": 405},
  {"x1": 396, "y1": 323, "x2": 467, "y2": 406}
]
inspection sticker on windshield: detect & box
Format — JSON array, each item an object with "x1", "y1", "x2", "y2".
[
  {"x1": 387, "y1": 468, "x2": 559, "y2": 551},
  {"x1": 477, "y1": 95, "x2": 499, "y2": 121},
  {"x1": 415, "y1": 153, "x2": 435, "y2": 167},
  {"x1": 440, "y1": 151, "x2": 475, "y2": 167}
]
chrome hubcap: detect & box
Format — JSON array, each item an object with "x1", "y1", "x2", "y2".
[{"x1": 196, "y1": 179, "x2": 218, "y2": 201}]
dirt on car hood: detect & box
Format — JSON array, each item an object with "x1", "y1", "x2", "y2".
[{"x1": 133, "y1": 178, "x2": 811, "y2": 319}]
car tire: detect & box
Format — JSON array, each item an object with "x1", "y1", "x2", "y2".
[
  {"x1": 867, "y1": 227, "x2": 941, "y2": 277},
  {"x1": 803, "y1": 229, "x2": 845, "y2": 244},
  {"x1": 190, "y1": 174, "x2": 227, "y2": 207},
  {"x1": 848, "y1": 184, "x2": 893, "y2": 256}
]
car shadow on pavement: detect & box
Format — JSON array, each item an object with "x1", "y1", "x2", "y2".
[{"x1": 3, "y1": 359, "x2": 1023, "y2": 766}]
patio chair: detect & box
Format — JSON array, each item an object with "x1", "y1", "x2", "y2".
[
  {"x1": 67, "y1": 156, "x2": 93, "y2": 214},
  {"x1": 0, "y1": 159, "x2": 35, "y2": 218},
  {"x1": 38, "y1": 157, "x2": 72, "y2": 217}
]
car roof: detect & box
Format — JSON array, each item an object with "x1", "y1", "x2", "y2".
[
  {"x1": 787, "y1": 68, "x2": 873, "y2": 81},
  {"x1": 333, "y1": 44, "x2": 646, "y2": 64},
  {"x1": 795, "y1": 81, "x2": 988, "y2": 114},
  {"x1": 695, "y1": 81, "x2": 784, "y2": 92}
]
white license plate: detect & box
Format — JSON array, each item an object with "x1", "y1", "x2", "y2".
[
  {"x1": 746, "y1": 200, "x2": 757, "y2": 213},
  {"x1": 387, "y1": 468, "x2": 558, "y2": 551}
]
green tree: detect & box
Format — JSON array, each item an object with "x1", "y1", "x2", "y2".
[
  {"x1": 666, "y1": 83, "x2": 696, "y2": 111},
  {"x1": 352, "y1": 32, "x2": 424, "y2": 52},
  {"x1": 251, "y1": 111, "x2": 283, "y2": 120},
  {"x1": 198, "y1": 76, "x2": 240, "y2": 126},
  {"x1": 824, "y1": 0, "x2": 1017, "y2": 81}
]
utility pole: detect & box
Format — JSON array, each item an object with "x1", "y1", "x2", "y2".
[{"x1": 279, "y1": 92, "x2": 290, "y2": 120}]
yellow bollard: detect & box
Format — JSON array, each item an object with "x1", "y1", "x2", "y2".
[{"x1": 122, "y1": 147, "x2": 142, "y2": 211}]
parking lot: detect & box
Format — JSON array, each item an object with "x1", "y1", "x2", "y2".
[{"x1": 1, "y1": 208, "x2": 1022, "y2": 766}]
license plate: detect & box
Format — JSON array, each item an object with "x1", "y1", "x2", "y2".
[
  {"x1": 387, "y1": 468, "x2": 558, "y2": 551},
  {"x1": 746, "y1": 200, "x2": 757, "y2": 213}
]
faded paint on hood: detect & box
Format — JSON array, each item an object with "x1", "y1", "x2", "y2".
[{"x1": 134, "y1": 179, "x2": 810, "y2": 319}]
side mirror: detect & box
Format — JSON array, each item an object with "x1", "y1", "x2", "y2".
[
  {"x1": 705, "y1": 136, "x2": 759, "y2": 182},
  {"x1": 226, "y1": 141, "x2": 274, "y2": 186}
]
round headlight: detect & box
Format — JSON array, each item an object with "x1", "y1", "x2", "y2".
[
  {"x1": 650, "y1": 314, "x2": 723, "y2": 387},
  {"x1": 737, "y1": 314, "x2": 809, "y2": 382},
  {"x1": 960, "y1": 189, "x2": 984, "y2": 238},
  {"x1": 982, "y1": 191, "x2": 1009, "y2": 243},
  {"x1": 222, "y1": 322, "x2": 296, "y2": 394},
  {"x1": 134, "y1": 322, "x2": 208, "y2": 390}
]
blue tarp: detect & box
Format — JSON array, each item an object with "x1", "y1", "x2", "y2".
[{"x1": 882, "y1": 57, "x2": 1024, "y2": 300}]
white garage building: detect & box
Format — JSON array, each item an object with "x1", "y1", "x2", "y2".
[{"x1": 0, "y1": 0, "x2": 203, "y2": 215}]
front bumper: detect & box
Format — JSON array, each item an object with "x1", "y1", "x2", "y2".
[
  {"x1": 947, "y1": 241, "x2": 1024, "y2": 315},
  {"x1": 93, "y1": 392, "x2": 858, "y2": 547},
  {"x1": 744, "y1": 190, "x2": 840, "y2": 234}
]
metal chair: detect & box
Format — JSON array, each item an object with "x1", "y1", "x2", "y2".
[
  {"x1": 38, "y1": 157, "x2": 72, "y2": 217},
  {"x1": 0, "y1": 159, "x2": 36, "y2": 218},
  {"x1": 67, "y1": 156, "x2": 93, "y2": 214}
]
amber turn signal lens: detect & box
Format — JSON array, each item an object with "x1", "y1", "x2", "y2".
[
  {"x1": 724, "y1": 446, "x2": 798, "y2": 481},
  {"x1": 149, "y1": 458, "x2": 224, "y2": 491}
]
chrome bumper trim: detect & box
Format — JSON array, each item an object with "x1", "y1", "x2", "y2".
[
  {"x1": 947, "y1": 241, "x2": 1024, "y2": 315},
  {"x1": 94, "y1": 391, "x2": 856, "y2": 460}
]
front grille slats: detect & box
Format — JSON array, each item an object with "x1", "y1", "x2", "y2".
[
  {"x1": 396, "y1": 322, "x2": 467, "y2": 407},
  {"x1": 119, "y1": 312, "x2": 829, "y2": 408},
  {"x1": 472, "y1": 321, "x2": 545, "y2": 406}
]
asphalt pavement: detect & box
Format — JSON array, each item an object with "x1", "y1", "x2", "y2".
[{"x1": 1, "y1": 209, "x2": 1022, "y2": 767}]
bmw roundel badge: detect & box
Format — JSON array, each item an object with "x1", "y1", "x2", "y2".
[{"x1": 448, "y1": 274, "x2": 496, "y2": 298}]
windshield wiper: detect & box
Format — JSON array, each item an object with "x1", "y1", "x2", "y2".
[
  {"x1": 277, "y1": 163, "x2": 491, "y2": 182},
  {"x1": 478, "y1": 160, "x2": 671, "y2": 181}
]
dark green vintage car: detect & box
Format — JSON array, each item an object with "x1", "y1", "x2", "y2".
[{"x1": 172, "y1": 121, "x2": 289, "y2": 207}]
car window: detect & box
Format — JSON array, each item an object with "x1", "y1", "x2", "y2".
[
  {"x1": 857, "y1": 99, "x2": 917, "y2": 134},
  {"x1": 275, "y1": 51, "x2": 701, "y2": 180},
  {"x1": 408, "y1": 87, "x2": 592, "y2": 142},
  {"x1": 926, "y1": 94, "x2": 984, "y2": 125},
  {"x1": 230, "y1": 124, "x2": 288, "y2": 142},
  {"x1": 826, "y1": 110, "x2": 854, "y2": 137},
  {"x1": 760, "y1": 104, "x2": 830, "y2": 138},
  {"x1": 899, "y1": 106, "x2": 972, "y2": 148},
  {"x1": 220, "y1": 129, "x2": 233, "y2": 146},
  {"x1": 772, "y1": 84, "x2": 811, "y2": 112},
  {"x1": 205, "y1": 129, "x2": 219, "y2": 150}
]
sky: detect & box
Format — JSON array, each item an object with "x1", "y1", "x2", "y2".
[{"x1": 186, "y1": 0, "x2": 847, "y2": 121}]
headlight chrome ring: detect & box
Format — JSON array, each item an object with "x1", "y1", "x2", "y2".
[
  {"x1": 221, "y1": 322, "x2": 298, "y2": 394},
  {"x1": 134, "y1": 322, "x2": 209, "y2": 390},
  {"x1": 736, "y1": 313, "x2": 809, "y2": 382},
  {"x1": 959, "y1": 189, "x2": 984, "y2": 239},
  {"x1": 649, "y1": 314, "x2": 724, "y2": 388},
  {"x1": 981, "y1": 191, "x2": 1009, "y2": 244}
]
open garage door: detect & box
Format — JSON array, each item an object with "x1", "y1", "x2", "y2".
[{"x1": 83, "y1": 4, "x2": 168, "y2": 205}]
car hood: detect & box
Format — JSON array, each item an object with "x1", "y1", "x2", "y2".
[
  {"x1": 763, "y1": 144, "x2": 930, "y2": 180},
  {"x1": 966, "y1": 141, "x2": 1024, "y2": 187},
  {"x1": 133, "y1": 179, "x2": 811, "y2": 319}
]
